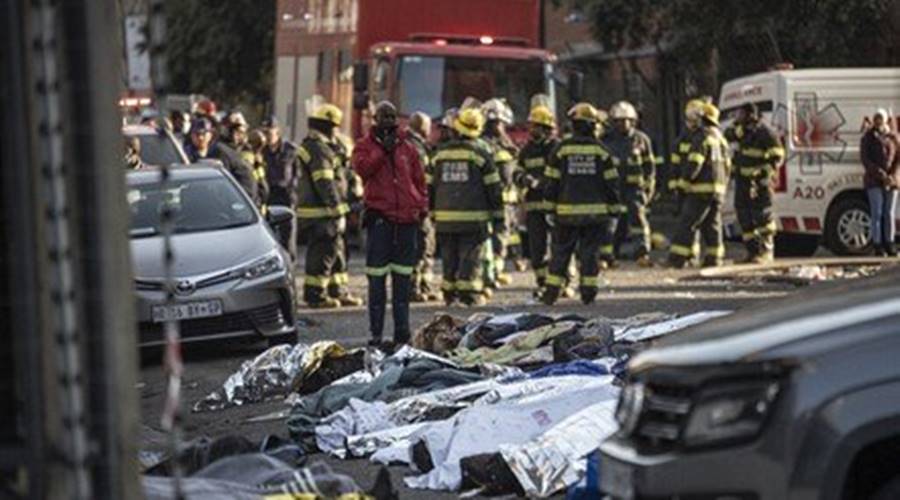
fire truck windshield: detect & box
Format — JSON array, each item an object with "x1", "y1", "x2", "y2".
[{"x1": 397, "y1": 55, "x2": 550, "y2": 123}]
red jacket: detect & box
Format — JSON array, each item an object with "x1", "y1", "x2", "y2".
[{"x1": 352, "y1": 130, "x2": 428, "y2": 224}]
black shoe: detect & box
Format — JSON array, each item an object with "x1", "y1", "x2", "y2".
[
  {"x1": 367, "y1": 337, "x2": 383, "y2": 348},
  {"x1": 886, "y1": 244, "x2": 898, "y2": 258}
]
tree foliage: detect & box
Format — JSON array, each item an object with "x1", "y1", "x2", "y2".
[
  {"x1": 561, "y1": 0, "x2": 897, "y2": 92},
  {"x1": 164, "y1": 0, "x2": 275, "y2": 112}
]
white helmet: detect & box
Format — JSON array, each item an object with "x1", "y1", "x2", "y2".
[
  {"x1": 609, "y1": 101, "x2": 638, "y2": 121},
  {"x1": 482, "y1": 98, "x2": 514, "y2": 125}
]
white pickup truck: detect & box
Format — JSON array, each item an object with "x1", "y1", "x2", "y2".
[{"x1": 718, "y1": 68, "x2": 900, "y2": 256}]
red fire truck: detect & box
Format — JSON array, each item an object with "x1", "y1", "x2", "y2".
[{"x1": 273, "y1": 0, "x2": 575, "y2": 141}]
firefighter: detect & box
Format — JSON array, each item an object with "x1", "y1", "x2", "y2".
[
  {"x1": 481, "y1": 98, "x2": 520, "y2": 285},
  {"x1": 725, "y1": 102, "x2": 785, "y2": 263},
  {"x1": 295, "y1": 103, "x2": 363, "y2": 308},
  {"x1": 667, "y1": 102, "x2": 730, "y2": 268},
  {"x1": 605, "y1": 101, "x2": 656, "y2": 266},
  {"x1": 224, "y1": 111, "x2": 269, "y2": 210},
  {"x1": 514, "y1": 104, "x2": 559, "y2": 288},
  {"x1": 430, "y1": 107, "x2": 503, "y2": 307},
  {"x1": 352, "y1": 101, "x2": 427, "y2": 346},
  {"x1": 261, "y1": 115, "x2": 300, "y2": 260},
  {"x1": 541, "y1": 103, "x2": 620, "y2": 305},
  {"x1": 407, "y1": 111, "x2": 440, "y2": 302},
  {"x1": 669, "y1": 97, "x2": 712, "y2": 263},
  {"x1": 328, "y1": 127, "x2": 364, "y2": 306},
  {"x1": 246, "y1": 129, "x2": 271, "y2": 213}
]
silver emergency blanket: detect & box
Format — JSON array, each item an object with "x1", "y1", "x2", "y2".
[
  {"x1": 614, "y1": 310, "x2": 731, "y2": 342},
  {"x1": 404, "y1": 375, "x2": 619, "y2": 491},
  {"x1": 499, "y1": 399, "x2": 619, "y2": 497}
]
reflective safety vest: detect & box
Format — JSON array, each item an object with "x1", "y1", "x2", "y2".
[
  {"x1": 429, "y1": 138, "x2": 503, "y2": 233},
  {"x1": 295, "y1": 130, "x2": 349, "y2": 220},
  {"x1": 679, "y1": 126, "x2": 730, "y2": 198},
  {"x1": 544, "y1": 136, "x2": 621, "y2": 226},
  {"x1": 724, "y1": 122, "x2": 785, "y2": 178},
  {"x1": 516, "y1": 136, "x2": 559, "y2": 212},
  {"x1": 604, "y1": 128, "x2": 656, "y2": 191}
]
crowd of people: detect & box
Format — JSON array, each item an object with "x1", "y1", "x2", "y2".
[{"x1": 124, "y1": 93, "x2": 900, "y2": 347}]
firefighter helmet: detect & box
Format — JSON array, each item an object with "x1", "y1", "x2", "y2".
[
  {"x1": 453, "y1": 107, "x2": 485, "y2": 138},
  {"x1": 440, "y1": 107, "x2": 459, "y2": 128},
  {"x1": 701, "y1": 102, "x2": 720, "y2": 126},
  {"x1": 567, "y1": 102, "x2": 601, "y2": 123},
  {"x1": 195, "y1": 99, "x2": 217, "y2": 117},
  {"x1": 482, "y1": 98, "x2": 514, "y2": 125},
  {"x1": 311, "y1": 103, "x2": 343, "y2": 126},
  {"x1": 684, "y1": 99, "x2": 706, "y2": 123},
  {"x1": 226, "y1": 111, "x2": 248, "y2": 129},
  {"x1": 609, "y1": 101, "x2": 638, "y2": 121},
  {"x1": 528, "y1": 105, "x2": 555, "y2": 128}
]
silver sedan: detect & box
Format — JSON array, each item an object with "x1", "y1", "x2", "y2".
[{"x1": 128, "y1": 165, "x2": 297, "y2": 347}]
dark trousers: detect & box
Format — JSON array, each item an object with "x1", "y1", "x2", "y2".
[
  {"x1": 614, "y1": 188, "x2": 651, "y2": 258},
  {"x1": 366, "y1": 216, "x2": 418, "y2": 343},
  {"x1": 669, "y1": 195, "x2": 724, "y2": 266},
  {"x1": 412, "y1": 216, "x2": 437, "y2": 296},
  {"x1": 526, "y1": 211, "x2": 550, "y2": 285},
  {"x1": 301, "y1": 219, "x2": 340, "y2": 304},
  {"x1": 438, "y1": 231, "x2": 485, "y2": 302},
  {"x1": 269, "y1": 186, "x2": 297, "y2": 261},
  {"x1": 546, "y1": 223, "x2": 606, "y2": 302},
  {"x1": 735, "y1": 175, "x2": 775, "y2": 256}
]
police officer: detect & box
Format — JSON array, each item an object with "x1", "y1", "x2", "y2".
[
  {"x1": 725, "y1": 102, "x2": 785, "y2": 263},
  {"x1": 295, "y1": 103, "x2": 362, "y2": 308},
  {"x1": 184, "y1": 117, "x2": 258, "y2": 200},
  {"x1": 481, "y1": 99, "x2": 520, "y2": 286},
  {"x1": 261, "y1": 116, "x2": 300, "y2": 260},
  {"x1": 407, "y1": 111, "x2": 440, "y2": 302},
  {"x1": 542, "y1": 103, "x2": 620, "y2": 305},
  {"x1": 605, "y1": 101, "x2": 656, "y2": 267},
  {"x1": 515, "y1": 104, "x2": 559, "y2": 288},
  {"x1": 430, "y1": 107, "x2": 503, "y2": 306},
  {"x1": 667, "y1": 102, "x2": 730, "y2": 268}
]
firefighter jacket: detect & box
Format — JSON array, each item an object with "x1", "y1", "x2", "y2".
[
  {"x1": 233, "y1": 143, "x2": 270, "y2": 209},
  {"x1": 408, "y1": 131, "x2": 432, "y2": 170},
  {"x1": 515, "y1": 136, "x2": 560, "y2": 212},
  {"x1": 295, "y1": 130, "x2": 349, "y2": 221},
  {"x1": 429, "y1": 138, "x2": 503, "y2": 233},
  {"x1": 679, "y1": 125, "x2": 731, "y2": 199},
  {"x1": 668, "y1": 130, "x2": 694, "y2": 192},
  {"x1": 483, "y1": 136, "x2": 520, "y2": 211},
  {"x1": 544, "y1": 135, "x2": 621, "y2": 226},
  {"x1": 724, "y1": 121, "x2": 785, "y2": 178},
  {"x1": 604, "y1": 128, "x2": 656, "y2": 194}
]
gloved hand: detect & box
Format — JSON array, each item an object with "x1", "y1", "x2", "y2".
[
  {"x1": 336, "y1": 216, "x2": 347, "y2": 234},
  {"x1": 545, "y1": 213, "x2": 556, "y2": 228},
  {"x1": 379, "y1": 128, "x2": 398, "y2": 152},
  {"x1": 526, "y1": 173, "x2": 541, "y2": 189}
]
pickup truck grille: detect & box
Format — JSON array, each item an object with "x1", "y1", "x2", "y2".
[{"x1": 634, "y1": 383, "x2": 693, "y2": 453}]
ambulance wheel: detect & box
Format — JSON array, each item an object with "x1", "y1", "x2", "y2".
[
  {"x1": 825, "y1": 195, "x2": 871, "y2": 256},
  {"x1": 774, "y1": 233, "x2": 820, "y2": 257}
]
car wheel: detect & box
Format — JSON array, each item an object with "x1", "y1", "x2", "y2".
[
  {"x1": 775, "y1": 232, "x2": 820, "y2": 257},
  {"x1": 825, "y1": 195, "x2": 871, "y2": 256},
  {"x1": 267, "y1": 330, "x2": 297, "y2": 347},
  {"x1": 871, "y1": 476, "x2": 900, "y2": 500}
]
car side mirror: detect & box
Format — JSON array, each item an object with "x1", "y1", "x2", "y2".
[
  {"x1": 353, "y1": 62, "x2": 368, "y2": 93},
  {"x1": 266, "y1": 205, "x2": 294, "y2": 229}
]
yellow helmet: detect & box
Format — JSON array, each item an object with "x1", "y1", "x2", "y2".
[
  {"x1": 684, "y1": 99, "x2": 706, "y2": 123},
  {"x1": 701, "y1": 102, "x2": 720, "y2": 126},
  {"x1": 528, "y1": 105, "x2": 555, "y2": 128},
  {"x1": 567, "y1": 102, "x2": 600, "y2": 123},
  {"x1": 311, "y1": 103, "x2": 343, "y2": 126},
  {"x1": 453, "y1": 107, "x2": 485, "y2": 138}
]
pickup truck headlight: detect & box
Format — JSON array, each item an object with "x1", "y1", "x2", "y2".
[
  {"x1": 683, "y1": 380, "x2": 780, "y2": 448},
  {"x1": 240, "y1": 251, "x2": 285, "y2": 280}
]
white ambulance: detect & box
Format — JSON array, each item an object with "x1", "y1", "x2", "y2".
[{"x1": 718, "y1": 68, "x2": 900, "y2": 256}]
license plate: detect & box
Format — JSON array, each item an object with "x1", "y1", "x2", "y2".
[
  {"x1": 151, "y1": 300, "x2": 223, "y2": 323},
  {"x1": 600, "y1": 457, "x2": 635, "y2": 500}
]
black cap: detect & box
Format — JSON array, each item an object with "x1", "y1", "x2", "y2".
[
  {"x1": 189, "y1": 117, "x2": 214, "y2": 134},
  {"x1": 260, "y1": 115, "x2": 280, "y2": 129}
]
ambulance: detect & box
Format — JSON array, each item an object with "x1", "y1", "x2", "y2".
[{"x1": 718, "y1": 68, "x2": 900, "y2": 256}]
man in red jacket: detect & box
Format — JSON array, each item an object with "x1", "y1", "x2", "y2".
[{"x1": 352, "y1": 101, "x2": 428, "y2": 346}]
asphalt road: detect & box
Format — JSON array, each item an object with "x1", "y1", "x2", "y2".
[{"x1": 138, "y1": 249, "x2": 841, "y2": 498}]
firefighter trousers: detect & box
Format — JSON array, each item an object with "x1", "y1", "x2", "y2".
[
  {"x1": 491, "y1": 215, "x2": 508, "y2": 276},
  {"x1": 412, "y1": 216, "x2": 437, "y2": 297},
  {"x1": 365, "y1": 215, "x2": 417, "y2": 343},
  {"x1": 669, "y1": 195, "x2": 724, "y2": 267},
  {"x1": 614, "y1": 188, "x2": 651, "y2": 258},
  {"x1": 327, "y1": 233, "x2": 349, "y2": 299},
  {"x1": 301, "y1": 218, "x2": 342, "y2": 304},
  {"x1": 735, "y1": 175, "x2": 776, "y2": 256},
  {"x1": 526, "y1": 210, "x2": 550, "y2": 286},
  {"x1": 545, "y1": 223, "x2": 608, "y2": 303},
  {"x1": 439, "y1": 230, "x2": 486, "y2": 303}
]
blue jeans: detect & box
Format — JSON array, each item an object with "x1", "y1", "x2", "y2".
[{"x1": 867, "y1": 187, "x2": 898, "y2": 245}]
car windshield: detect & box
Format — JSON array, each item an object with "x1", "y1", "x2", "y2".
[
  {"x1": 397, "y1": 55, "x2": 548, "y2": 123},
  {"x1": 136, "y1": 132, "x2": 184, "y2": 167},
  {"x1": 127, "y1": 176, "x2": 256, "y2": 237}
]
